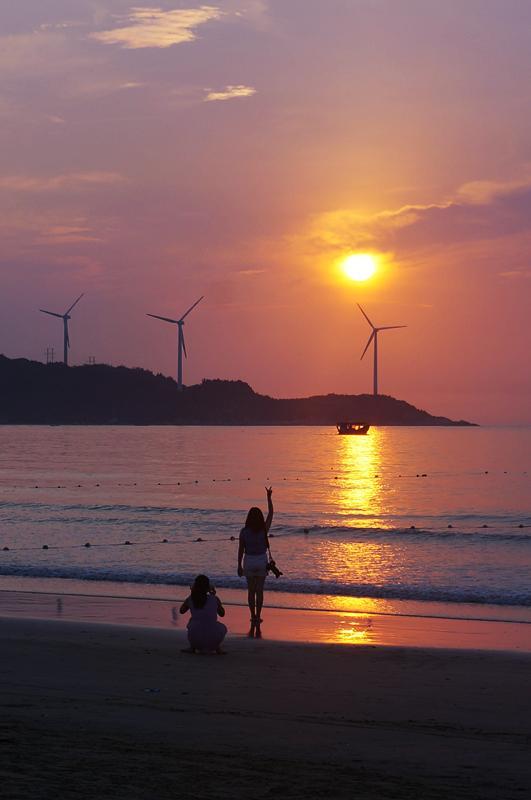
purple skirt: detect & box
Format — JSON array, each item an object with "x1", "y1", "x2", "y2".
[{"x1": 187, "y1": 620, "x2": 227, "y2": 651}]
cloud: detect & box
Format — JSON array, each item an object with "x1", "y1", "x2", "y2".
[
  {"x1": 66, "y1": 78, "x2": 148, "y2": 98},
  {"x1": 219, "y1": 0, "x2": 271, "y2": 30},
  {"x1": 456, "y1": 171, "x2": 531, "y2": 204},
  {"x1": 0, "y1": 30, "x2": 92, "y2": 78},
  {"x1": 0, "y1": 206, "x2": 105, "y2": 256},
  {"x1": 204, "y1": 84, "x2": 256, "y2": 102},
  {"x1": 305, "y1": 173, "x2": 531, "y2": 259},
  {"x1": 39, "y1": 224, "x2": 102, "y2": 245},
  {"x1": 91, "y1": 6, "x2": 222, "y2": 49},
  {"x1": 236, "y1": 268, "x2": 266, "y2": 276},
  {"x1": 0, "y1": 172, "x2": 125, "y2": 192},
  {"x1": 38, "y1": 21, "x2": 87, "y2": 32},
  {"x1": 499, "y1": 270, "x2": 531, "y2": 279}
]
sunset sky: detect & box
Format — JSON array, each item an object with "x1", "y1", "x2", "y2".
[{"x1": 1, "y1": 1, "x2": 531, "y2": 423}]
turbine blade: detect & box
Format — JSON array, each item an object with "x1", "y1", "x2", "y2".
[
  {"x1": 179, "y1": 295, "x2": 204, "y2": 322},
  {"x1": 379, "y1": 325, "x2": 407, "y2": 331},
  {"x1": 39, "y1": 309, "x2": 63, "y2": 318},
  {"x1": 146, "y1": 313, "x2": 178, "y2": 324},
  {"x1": 180, "y1": 327, "x2": 188, "y2": 359},
  {"x1": 360, "y1": 331, "x2": 375, "y2": 360},
  {"x1": 357, "y1": 303, "x2": 375, "y2": 329},
  {"x1": 65, "y1": 293, "x2": 84, "y2": 315},
  {"x1": 65, "y1": 326, "x2": 70, "y2": 348}
]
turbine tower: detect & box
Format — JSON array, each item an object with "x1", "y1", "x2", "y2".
[
  {"x1": 358, "y1": 304, "x2": 406, "y2": 396},
  {"x1": 39, "y1": 293, "x2": 84, "y2": 366},
  {"x1": 147, "y1": 296, "x2": 204, "y2": 391}
]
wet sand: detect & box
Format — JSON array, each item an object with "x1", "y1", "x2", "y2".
[
  {"x1": 1, "y1": 617, "x2": 530, "y2": 799},
  {"x1": 2, "y1": 586, "x2": 531, "y2": 652}
]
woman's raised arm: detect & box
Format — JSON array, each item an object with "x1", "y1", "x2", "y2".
[{"x1": 264, "y1": 486, "x2": 274, "y2": 533}]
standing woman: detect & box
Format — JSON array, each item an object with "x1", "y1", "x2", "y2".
[{"x1": 238, "y1": 486, "x2": 273, "y2": 638}]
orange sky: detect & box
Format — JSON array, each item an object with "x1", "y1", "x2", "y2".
[{"x1": 1, "y1": 1, "x2": 531, "y2": 423}]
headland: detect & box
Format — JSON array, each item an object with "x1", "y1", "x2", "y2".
[{"x1": 0, "y1": 355, "x2": 473, "y2": 425}]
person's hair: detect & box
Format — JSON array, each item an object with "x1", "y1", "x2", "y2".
[
  {"x1": 191, "y1": 574, "x2": 210, "y2": 609},
  {"x1": 245, "y1": 506, "x2": 266, "y2": 533}
]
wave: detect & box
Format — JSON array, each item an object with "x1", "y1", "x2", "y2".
[
  {"x1": 286, "y1": 525, "x2": 531, "y2": 544},
  {"x1": 0, "y1": 501, "x2": 232, "y2": 515},
  {"x1": 1, "y1": 563, "x2": 529, "y2": 608},
  {"x1": 2, "y1": 500, "x2": 529, "y2": 525},
  {"x1": 0, "y1": 511, "x2": 529, "y2": 545}
]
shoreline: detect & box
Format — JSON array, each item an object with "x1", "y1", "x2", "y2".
[
  {"x1": 2, "y1": 574, "x2": 530, "y2": 621},
  {"x1": 4, "y1": 586, "x2": 531, "y2": 625},
  {"x1": 1, "y1": 584, "x2": 530, "y2": 652},
  {"x1": 0, "y1": 421, "x2": 476, "y2": 426}
]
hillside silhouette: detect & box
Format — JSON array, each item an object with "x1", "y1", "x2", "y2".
[{"x1": 0, "y1": 356, "x2": 472, "y2": 425}]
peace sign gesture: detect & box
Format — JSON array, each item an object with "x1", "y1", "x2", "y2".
[{"x1": 264, "y1": 486, "x2": 274, "y2": 530}]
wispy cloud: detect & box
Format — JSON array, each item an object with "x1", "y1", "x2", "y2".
[
  {"x1": 305, "y1": 172, "x2": 531, "y2": 259},
  {"x1": 39, "y1": 224, "x2": 102, "y2": 245},
  {"x1": 204, "y1": 84, "x2": 256, "y2": 102},
  {"x1": 236, "y1": 268, "x2": 265, "y2": 276},
  {"x1": 499, "y1": 269, "x2": 531, "y2": 279},
  {"x1": 37, "y1": 21, "x2": 87, "y2": 32},
  {"x1": 0, "y1": 172, "x2": 125, "y2": 192},
  {"x1": 0, "y1": 208, "x2": 105, "y2": 255},
  {"x1": 46, "y1": 114, "x2": 66, "y2": 125},
  {"x1": 91, "y1": 6, "x2": 222, "y2": 49},
  {"x1": 456, "y1": 171, "x2": 531, "y2": 205}
]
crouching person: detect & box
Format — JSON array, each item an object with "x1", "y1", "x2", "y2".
[{"x1": 180, "y1": 575, "x2": 227, "y2": 654}]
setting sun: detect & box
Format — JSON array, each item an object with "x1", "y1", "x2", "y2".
[{"x1": 341, "y1": 253, "x2": 378, "y2": 281}]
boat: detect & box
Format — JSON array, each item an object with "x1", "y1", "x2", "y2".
[{"x1": 336, "y1": 422, "x2": 370, "y2": 435}]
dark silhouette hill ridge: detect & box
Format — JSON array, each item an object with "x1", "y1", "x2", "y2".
[{"x1": 0, "y1": 355, "x2": 473, "y2": 425}]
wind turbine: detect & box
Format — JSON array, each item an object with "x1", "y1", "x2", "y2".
[
  {"x1": 147, "y1": 296, "x2": 204, "y2": 391},
  {"x1": 358, "y1": 304, "x2": 406, "y2": 396},
  {"x1": 39, "y1": 293, "x2": 84, "y2": 366}
]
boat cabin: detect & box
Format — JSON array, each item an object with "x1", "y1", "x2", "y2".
[{"x1": 336, "y1": 422, "x2": 370, "y2": 435}]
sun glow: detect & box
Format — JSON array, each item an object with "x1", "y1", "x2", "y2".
[{"x1": 341, "y1": 253, "x2": 378, "y2": 281}]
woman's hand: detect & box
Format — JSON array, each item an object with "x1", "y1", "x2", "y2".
[
  {"x1": 264, "y1": 485, "x2": 274, "y2": 531},
  {"x1": 237, "y1": 565, "x2": 243, "y2": 577}
]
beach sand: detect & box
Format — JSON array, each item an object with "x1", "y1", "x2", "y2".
[
  {"x1": 2, "y1": 586, "x2": 531, "y2": 651},
  {"x1": 1, "y1": 616, "x2": 530, "y2": 799}
]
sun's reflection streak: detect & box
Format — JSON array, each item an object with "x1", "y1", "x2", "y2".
[
  {"x1": 313, "y1": 594, "x2": 396, "y2": 615},
  {"x1": 334, "y1": 613, "x2": 374, "y2": 644},
  {"x1": 313, "y1": 540, "x2": 400, "y2": 592},
  {"x1": 334, "y1": 428, "x2": 386, "y2": 526},
  {"x1": 309, "y1": 429, "x2": 401, "y2": 612}
]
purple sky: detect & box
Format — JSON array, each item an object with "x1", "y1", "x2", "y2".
[{"x1": 1, "y1": 1, "x2": 531, "y2": 423}]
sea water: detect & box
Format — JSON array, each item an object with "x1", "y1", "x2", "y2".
[{"x1": 0, "y1": 425, "x2": 530, "y2": 618}]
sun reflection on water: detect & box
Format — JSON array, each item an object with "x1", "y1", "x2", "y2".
[
  {"x1": 333, "y1": 428, "x2": 389, "y2": 527},
  {"x1": 313, "y1": 539, "x2": 400, "y2": 588},
  {"x1": 334, "y1": 614, "x2": 374, "y2": 644},
  {"x1": 315, "y1": 594, "x2": 396, "y2": 615},
  {"x1": 313, "y1": 428, "x2": 403, "y2": 602}
]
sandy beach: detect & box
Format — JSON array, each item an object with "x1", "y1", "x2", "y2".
[{"x1": 1, "y1": 615, "x2": 530, "y2": 799}]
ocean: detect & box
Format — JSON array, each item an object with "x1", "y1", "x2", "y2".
[{"x1": 0, "y1": 425, "x2": 530, "y2": 620}]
